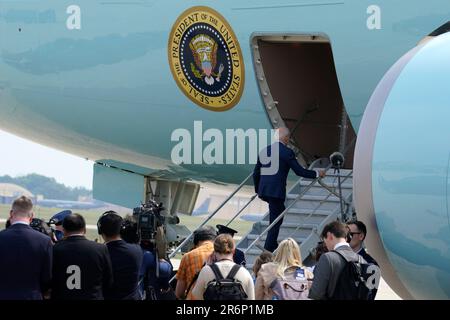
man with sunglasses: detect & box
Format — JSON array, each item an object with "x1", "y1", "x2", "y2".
[
  {"x1": 347, "y1": 220, "x2": 379, "y2": 299},
  {"x1": 347, "y1": 221, "x2": 378, "y2": 265}
]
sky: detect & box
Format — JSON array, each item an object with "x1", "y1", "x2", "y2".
[{"x1": 0, "y1": 130, "x2": 94, "y2": 189}]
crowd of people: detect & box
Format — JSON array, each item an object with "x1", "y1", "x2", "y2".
[
  {"x1": 0, "y1": 196, "x2": 174, "y2": 300},
  {"x1": 176, "y1": 220, "x2": 380, "y2": 301},
  {"x1": 0, "y1": 195, "x2": 380, "y2": 300}
]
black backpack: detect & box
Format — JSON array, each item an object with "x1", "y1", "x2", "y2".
[
  {"x1": 203, "y1": 263, "x2": 248, "y2": 300},
  {"x1": 330, "y1": 250, "x2": 372, "y2": 300}
]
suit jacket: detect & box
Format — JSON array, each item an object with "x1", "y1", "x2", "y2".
[
  {"x1": 309, "y1": 245, "x2": 363, "y2": 300},
  {"x1": 358, "y1": 247, "x2": 378, "y2": 266},
  {"x1": 253, "y1": 142, "x2": 317, "y2": 200},
  {"x1": 357, "y1": 247, "x2": 379, "y2": 300},
  {"x1": 52, "y1": 236, "x2": 113, "y2": 300},
  {"x1": 234, "y1": 248, "x2": 246, "y2": 266},
  {"x1": 0, "y1": 223, "x2": 53, "y2": 300},
  {"x1": 104, "y1": 240, "x2": 143, "y2": 300}
]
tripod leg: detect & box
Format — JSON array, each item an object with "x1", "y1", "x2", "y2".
[{"x1": 337, "y1": 168, "x2": 345, "y2": 221}]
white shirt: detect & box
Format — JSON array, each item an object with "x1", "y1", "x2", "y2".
[
  {"x1": 11, "y1": 221, "x2": 29, "y2": 226},
  {"x1": 334, "y1": 242, "x2": 350, "y2": 250},
  {"x1": 66, "y1": 233, "x2": 85, "y2": 237},
  {"x1": 192, "y1": 260, "x2": 255, "y2": 300}
]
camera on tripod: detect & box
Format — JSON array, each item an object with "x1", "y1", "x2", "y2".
[{"x1": 133, "y1": 199, "x2": 165, "y2": 243}]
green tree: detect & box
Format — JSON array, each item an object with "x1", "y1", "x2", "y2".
[{"x1": 0, "y1": 174, "x2": 91, "y2": 201}]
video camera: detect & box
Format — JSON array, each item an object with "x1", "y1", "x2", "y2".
[
  {"x1": 30, "y1": 218, "x2": 57, "y2": 242},
  {"x1": 133, "y1": 199, "x2": 165, "y2": 244}
]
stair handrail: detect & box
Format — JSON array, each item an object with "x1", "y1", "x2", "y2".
[
  {"x1": 285, "y1": 170, "x2": 353, "y2": 242},
  {"x1": 243, "y1": 164, "x2": 332, "y2": 255},
  {"x1": 225, "y1": 194, "x2": 258, "y2": 227},
  {"x1": 168, "y1": 172, "x2": 254, "y2": 259},
  {"x1": 317, "y1": 178, "x2": 351, "y2": 207}
]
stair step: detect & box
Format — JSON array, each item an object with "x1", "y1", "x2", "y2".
[
  {"x1": 299, "y1": 181, "x2": 353, "y2": 189},
  {"x1": 324, "y1": 169, "x2": 353, "y2": 175},
  {"x1": 245, "y1": 234, "x2": 307, "y2": 242},
  {"x1": 259, "y1": 221, "x2": 317, "y2": 229},
  {"x1": 286, "y1": 194, "x2": 341, "y2": 202},
  {"x1": 286, "y1": 208, "x2": 333, "y2": 216},
  {"x1": 245, "y1": 248, "x2": 270, "y2": 256}
]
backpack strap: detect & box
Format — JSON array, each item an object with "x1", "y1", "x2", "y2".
[
  {"x1": 327, "y1": 250, "x2": 357, "y2": 300},
  {"x1": 209, "y1": 263, "x2": 225, "y2": 282},
  {"x1": 226, "y1": 264, "x2": 241, "y2": 280},
  {"x1": 331, "y1": 249, "x2": 349, "y2": 262},
  {"x1": 331, "y1": 249, "x2": 360, "y2": 263},
  {"x1": 185, "y1": 262, "x2": 206, "y2": 298},
  {"x1": 185, "y1": 270, "x2": 200, "y2": 298}
]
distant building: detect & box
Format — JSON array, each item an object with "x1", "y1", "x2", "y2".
[{"x1": 0, "y1": 183, "x2": 35, "y2": 205}]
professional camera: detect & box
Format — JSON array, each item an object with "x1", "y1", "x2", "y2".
[
  {"x1": 30, "y1": 218, "x2": 55, "y2": 241},
  {"x1": 133, "y1": 199, "x2": 168, "y2": 261},
  {"x1": 133, "y1": 199, "x2": 165, "y2": 241}
]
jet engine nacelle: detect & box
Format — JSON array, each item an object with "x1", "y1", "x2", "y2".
[{"x1": 354, "y1": 32, "x2": 450, "y2": 299}]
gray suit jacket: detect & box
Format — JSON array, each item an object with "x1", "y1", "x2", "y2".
[{"x1": 308, "y1": 245, "x2": 362, "y2": 300}]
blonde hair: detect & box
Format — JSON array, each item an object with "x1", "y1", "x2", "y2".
[
  {"x1": 214, "y1": 233, "x2": 235, "y2": 254},
  {"x1": 273, "y1": 238, "x2": 303, "y2": 278},
  {"x1": 11, "y1": 196, "x2": 33, "y2": 218}
]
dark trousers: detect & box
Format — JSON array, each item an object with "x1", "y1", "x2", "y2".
[{"x1": 263, "y1": 197, "x2": 286, "y2": 252}]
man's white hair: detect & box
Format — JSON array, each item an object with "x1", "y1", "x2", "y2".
[{"x1": 275, "y1": 127, "x2": 290, "y2": 141}]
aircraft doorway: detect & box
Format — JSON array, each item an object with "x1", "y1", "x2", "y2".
[{"x1": 252, "y1": 35, "x2": 355, "y2": 169}]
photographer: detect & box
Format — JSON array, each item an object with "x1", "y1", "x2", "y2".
[
  {"x1": 8, "y1": 216, "x2": 58, "y2": 243},
  {"x1": 49, "y1": 210, "x2": 72, "y2": 241},
  {"x1": 121, "y1": 215, "x2": 175, "y2": 300},
  {"x1": 98, "y1": 211, "x2": 143, "y2": 300},
  {"x1": 30, "y1": 218, "x2": 56, "y2": 242}
]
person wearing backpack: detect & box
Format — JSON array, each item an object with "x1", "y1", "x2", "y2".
[
  {"x1": 175, "y1": 226, "x2": 216, "y2": 300},
  {"x1": 347, "y1": 220, "x2": 380, "y2": 300},
  {"x1": 192, "y1": 234, "x2": 254, "y2": 300},
  {"x1": 309, "y1": 221, "x2": 373, "y2": 300},
  {"x1": 255, "y1": 238, "x2": 313, "y2": 300}
]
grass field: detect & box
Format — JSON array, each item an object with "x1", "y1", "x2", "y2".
[{"x1": 0, "y1": 204, "x2": 253, "y2": 241}]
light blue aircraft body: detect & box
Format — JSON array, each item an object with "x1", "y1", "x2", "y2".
[{"x1": 0, "y1": 0, "x2": 449, "y2": 299}]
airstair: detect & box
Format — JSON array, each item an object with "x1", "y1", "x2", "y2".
[
  {"x1": 168, "y1": 162, "x2": 354, "y2": 274},
  {"x1": 237, "y1": 168, "x2": 353, "y2": 270}
]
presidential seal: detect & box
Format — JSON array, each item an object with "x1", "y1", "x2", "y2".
[{"x1": 168, "y1": 6, "x2": 245, "y2": 111}]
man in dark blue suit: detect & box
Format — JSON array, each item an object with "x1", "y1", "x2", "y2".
[
  {"x1": 253, "y1": 127, "x2": 325, "y2": 252},
  {"x1": 0, "y1": 196, "x2": 53, "y2": 300}
]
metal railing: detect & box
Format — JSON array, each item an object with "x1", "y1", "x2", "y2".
[
  {"x1": 225, "y1": 194, "x2": 258, "y2": 227},
  {"x1": 168, "y1": 172, "x2": 256, "y2": 259},
  {"x1": 168, "y1": 172, "x2": 258, "y2": 284},
  {"x1": 243, "y1": 167, "x2": 353, "y2": 255},
  {"x1": 243, "y1": 164, "x2": 331, "y2": 255},
  {"x1": 169, "y1": 156, "x2": 352, "y2": 261},
  {"x1": 284, "y1": 170, "x2": 353, "y2": 241}
]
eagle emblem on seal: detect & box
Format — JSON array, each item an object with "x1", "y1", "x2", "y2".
[{"x1": 189, "y1": 34, "x2": 225, "y2": 86}]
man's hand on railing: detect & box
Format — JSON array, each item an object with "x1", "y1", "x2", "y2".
[{"x1": 318, "y1": 170, "x2": 326, "y2": 179}]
